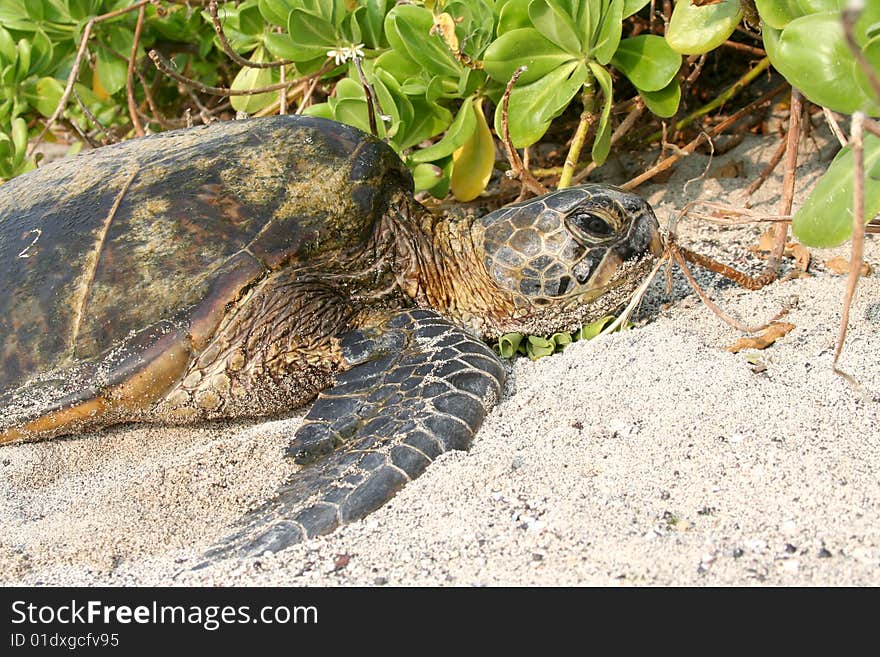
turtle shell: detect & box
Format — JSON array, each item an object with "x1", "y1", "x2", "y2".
[{"x1": 0, "y1": 115, "x2": 412, "y2": 395}]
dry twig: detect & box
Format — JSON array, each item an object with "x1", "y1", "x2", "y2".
[
  {"x1": 27, "y1": 0, "x2": 156, "y2": 157},
  {"x1": 763, "y1": 87, "x2": 803, "y2": 280},
  {"x1": 148, "y1": 49, "x2": 299, "y2": 96},
  {"x1": 126, "y1": 3, "x2": 147, "y2": 137},
  {"x1": 622, "y1": 83, "x2": 788, "y2": 190},
  {"x1": 499, "y1": 67, "x2": 547, "y2": 197},
  {"x1": 208, "y1": 0, "x2": 292, "y2": 69},
  {"x1": 832, "y1": 112, "x2": 866, "y2": 387}
]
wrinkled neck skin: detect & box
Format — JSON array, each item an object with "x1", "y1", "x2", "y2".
[{"x1": 389, "y1": 196, "x2": 658, "y2": 340}]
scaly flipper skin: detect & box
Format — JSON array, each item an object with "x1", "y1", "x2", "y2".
[{"x1": 203, "y1": 309, "x2": 506, "y2": 559}]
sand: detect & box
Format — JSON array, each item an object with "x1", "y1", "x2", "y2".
[{"x1": 2, "y1": 121, "x2": 878, "y2": 586}]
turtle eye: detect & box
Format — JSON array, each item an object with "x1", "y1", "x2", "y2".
[
  {"x1": 565, "y1": 211, "x2": 614, "y2": 247},
  {"x1": 567, "y1": 211, "x2": 614, "y2": 243}
]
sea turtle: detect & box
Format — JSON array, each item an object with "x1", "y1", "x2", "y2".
[{"x1": 0, "y1": 115, "x2": 661, "y2": 555}]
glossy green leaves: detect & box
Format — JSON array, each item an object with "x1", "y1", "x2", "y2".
[
  {"x1": 665, "y1": 0, "x2": 743, "y2": 55},
  {"x1": 792, "y1": 134, "x2": 880, "y2": 247},
  {"x1": 485, "y1": 0, "x2": 680, "y2": 149},
  {"x1": 761, "y1": 8, "x2": 880, "y2": 116},
  {"x1": 494, "y1": 315, "x2": 619, "y2": 361}
]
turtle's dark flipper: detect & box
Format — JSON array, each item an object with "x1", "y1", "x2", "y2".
[{"x1": 204, "y1": 309, "x2": 506, "y2": 560}]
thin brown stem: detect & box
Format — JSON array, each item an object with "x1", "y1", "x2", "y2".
[
  {"x1": 279, "y1": 65, "x2": 287, "y2": 115},
  {"x1": 720, "y1": 40, "x2": 766, "y2": 57},
  {"x1": 573, "y1": 97, "x2": 644, "y2": 184},
  {"x1": 28, "y1": 20, "x2": 94, "y2": 157},
  {"x1": 558, "y1": 82, "x2": 596, "y2": 189},
  {"x1": 126, "y1": 4, "x2": 146, "y2": 137},
  {"x1": 28, "y1": 0, "x2": 159, "y2": 156},
  {"x1": 822, "y1": 107, "x2": 848, "y2": 148},
  {"x1": 744, "y1": 134, "x2": 787, "y2": 197},
  {"x1": 148, "y1": 49, "x2": 299, "y2": 96},
  {"x1": 500, "y1": 66, "x2": 547, "y2": 196},
  {"x1": 832, "y1": 111, "x2": 866, "y2": 385},
  {"x1": 208, "y1": 0, "x2": 292, "y2": 69},
  {"x1": 667, "y1": 240, "x2": 780, "y2": 333},
  {"x1": 353, "y1": 57, "x2": 382, "y2": 137},
  {"x1": 640, "y1": 57, "x2": 772, "y2": 145},
  {"x1": 622, "y1": 83, "x2": 788, "y2": 190},
  {"x1": 764, "y1": 87, "x2": 803, "y2": 277},
  {"x1": 677, "y1": 246, "x2": 765, "y2": 290},
  {"x1": 73, "y1": 87, "x2": 118, "y2": 144},
  {"x1": 685, "y1": 53, "x2": 707, "y2": 85}
]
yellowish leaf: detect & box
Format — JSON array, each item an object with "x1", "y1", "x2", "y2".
[
  {"x1": 431, "y1": 12, "x2": 459, "y2": 55},
  {"x1": 825, "y1": 255, "x2": 873, "y2": 276},
  {"x1": 92, "y1": 69, "x2": 110, "y2": 101},
  {"x1": 230, "y1": 47, "x2": 278, "y2": 114},
  {"x1": 450, "y1": 97, "x2": 494, "y2": 202},
  {"x1": 787, "y1": 242, "x2": 810, "y2": 271},
  {"x1": 750, "y1": 230, "x2": 810, "y2": 270},
  {"x1": 725, "y1": 322, "x2": 795, "y2": 353}
]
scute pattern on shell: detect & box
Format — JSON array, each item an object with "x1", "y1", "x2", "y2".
[{"x1": 0, "y1": 116, "x2": 411, "y2": 395}]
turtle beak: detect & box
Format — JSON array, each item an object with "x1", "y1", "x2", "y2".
[
  {"x1": 577, "y1": 206, "x2": 663, "y2": 288},
  {"x1": 632, "y1": 207, "x2": 664, "y2": 258}
]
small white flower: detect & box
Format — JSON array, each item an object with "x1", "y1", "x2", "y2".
[{"x1": 326, "y1": 43, "x2": 366, "y2": 65}]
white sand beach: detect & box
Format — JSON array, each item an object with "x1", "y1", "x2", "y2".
[{"x1": 2, "y1": 125, "x2": 878, "y2": 586}]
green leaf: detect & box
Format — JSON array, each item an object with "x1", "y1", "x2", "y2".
[
  {"x1": 450, "y1": 97, "x2": 494, "y2": 201},
  {"x1": 573, "y1": 315, "x2": 615, "y2": 340},
  {"x1": 575, "y1": 0, "x2": 602, "y2": 47},
  {"x1": 355, "y1": 0, "x2": 391, "y2": 49},
  {"x1": 754, "y1": 0, "x2": 844, "y2": 30},
  {"x1": 763, "y1": 17, "x2": 880, "y2": 115},
  {"x1": 496, "y1": 60, "x2": 588, "y2": 148},
  {"x1": 374, "y1": 49, "x2": 422, "y2": 83},
  {"x1": 302, "y1": 101, "x2": 334, "y2": 119},
  {"x1": 28, "y1": 30, "x2": 54, "y2": 76},
  {"x1": 11, "y1": 116, "x2": 27, "y2": 159},
  {"x1": 588, "y1": 62, "x2": 612, "y2": 166},
  {"x1": 229, "y1": 47, "x2": 279, "y2": 114},
  {"x1": 412, "y1": 162, "x2": 445, "y2": 191},
  {"x1": 612, "y1": 35, "x2": 681, "y2": 92},
  {"x1": 94, "y1": 46, "x2": 127, "y2": 96},
  {"x1": 426, "y1": 155, "x2": 453, "y2": 198},
  {"x1": 550, "y1": 331, "x2": 572, "y2": 350},
  {"x1": 0, "y1": 134, "x2": 13, "y2": 179},
  {"x1": 592, "y1": 0, "x2": 623, "y2": 65},
  {"x1": 335, "y1": 97, "x2": 380, "y2": 137},
  {"x1": 483, "y1": 28, "x2": 575, "y2": 86},
  {"x1": 238, "y1": 1, "x2": 266, "y2": 34},
  {"x1": 25, "y1": 0, "x2": 43, "y2": 22},
  {"x1": 496, "y1": 0, "x2": 531, "y2": 35},
  {"x1": 792, "y1": 133, "x2": 880, "y2": 247},
  {"x1": 385, "y1": 5, "x2": 460, "y2": 78},
  {"x1": 666, "y1": 0, "x2": 743, "y2": 55},
  {"x1": 525, "y1": 335, "x2": 556, "y2": 360},
  {"x1": 410, "y1": 97, "x2": 476, "y2": 162},
  {"x1": 25, "y1": 76, "x2": 64, "y2": 117},
  {"x1": 528, "y1": 0, "x2": 583, "y2": 55},
  {"x1": 289, "y1": 8, "x2": 337, "y2": 48},
  {"x1": 622, "y1": 0, "x2": 650, "y2": 19},
  {"x1": 397, "y1": 95, "x2": 452, "y2": 150},
  {"x1": 67, "y1": 0, "x2": 102, "y2": 21},
  {"x1": 0, "y1": 26, "x2": 14, "y2": 64},
  {"x1": 494, "y1": 332, "x2": 524, "y2": 359},
  {"x1": 15, "y1": 38, "x2": 30, "y2": 82},
  {"x1": 639, "y1": 78, "x2": 681, "y2": 117},
  {"x1": 258, "y1": 0, "x2": 296, "y2": 26}
]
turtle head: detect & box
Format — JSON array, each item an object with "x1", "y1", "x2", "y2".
[{"x1": 478, "y1": 184, "x2": 663, "y2": 333}]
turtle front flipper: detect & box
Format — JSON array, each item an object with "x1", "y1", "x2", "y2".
[
  {"x1": 0, "y1": 321, "x2": 192, "y2": 444},
  {"x1": 204, "y1": 309, "x2": 506, "y2": 559}
]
